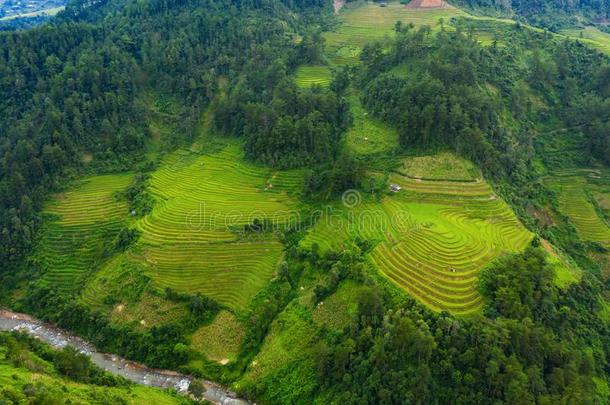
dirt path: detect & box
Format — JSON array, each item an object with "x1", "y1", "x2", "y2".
[{"x1": 334, "y1": 0, "x2": 346, "y2": 14}]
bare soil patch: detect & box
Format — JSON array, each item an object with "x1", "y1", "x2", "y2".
[
  {"x1": 334, "y1": 0, "x2": 346, "y2": 14},
  {"x1": 406, "y1": 0, "x2": 452, "y2": 9}
]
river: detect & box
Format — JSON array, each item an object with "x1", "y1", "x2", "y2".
[{"x1": 0, "y1": 309, "x2": 249, "y2": 405}]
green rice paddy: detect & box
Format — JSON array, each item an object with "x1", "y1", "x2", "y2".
[
  {"x1": 34, "y1": 173, "x2": 133, "y2": 292},
  {"x1": 130, "y1": 143, "x2": 303, "y2": 311},
  {"x1": 546, "y1": 169, "x2": 610, "y2": 249},
  {"x1": 36, "y1": 140, "x2": 303, "y2": 313},
  {"x1": 302, "y1": 154, "x2": 532, "y2": 314},
  {"x1": 294, "y1": 65, "x2": 332, "y2": 88}
]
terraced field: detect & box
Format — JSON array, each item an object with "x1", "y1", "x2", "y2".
[
  {"x1": 294, "y1": 65, "x2": 332, "y2": 88},
  {"x1": 562, "y1": 26, "x2": 610, "y2": 55},
  {"x1": 34, "y1": 174, "x2": 133, "y2": 291},
  {"x1": 302, "y1": 154, "x2": 532, "y2": 314},
  {"x1": 546, "y1": 170, "x2": 610, "y2": 249},
  {"x1": 325, "y1": 1, "x2": 467, "y2": 65},
  {"x1": 130, "y1": 143, "x2": 303, "y2": 311}
]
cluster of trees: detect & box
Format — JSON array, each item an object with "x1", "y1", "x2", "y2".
[
  {"x1": 361, "y1": 23, "x2": 609, "y2": 176},
  {"x1": 20, "y1": 284, "x2": 192, "y2": 368},
  {"x1": 216, "y1": 78, "x2": 350, "y2": 168},
  {"x1": 0, "y1": 331, "x2": 129, "y2": 387},
  {"x1": 316, "y1": 247, "x2": 608, "y2": 403},
  {"x1": 452, "y1": 0, "x2": 610, "y2": 30}
]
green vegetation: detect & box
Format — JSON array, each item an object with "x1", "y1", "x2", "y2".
[
  {"x1": 325, "y1": 2, "x2": 466, "y2": 64},
  {"x1": 0, "y1": 332, "x2": 189, "y2": 404},
  {"x1": 294, "y1": 65, "x2": 332, "y2": 88},
  {"x1": 546, "y1": 170, "x2": 610, "y2": 249},
  {"x1": 0, "y1": 0, "x2": 609, "y2": 403},
  {"x1": 303, "y1": 153, "x2": 532, "y2": 314},
  {"x1": 34, "y1": 174, "x2": 133, "y2": 291},
  {"x1": 562, "y1": 26, "x2": 610, "y2": 55}
]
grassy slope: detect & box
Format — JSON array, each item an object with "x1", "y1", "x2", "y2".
[
  {"x1": 235, "y1": 278, "x2": 367, "y2": 402},
  {"x1": 344, "y1": 94, "x2": 399, "y2": 157},
  {"x1": 0, "y1": 345, "x2": 188, "y2": 404},
  {"x1": 561, "y1": 26, "x2": 610, "y2": 55},
  {"x1": 189, "y1": 310, "x2": 246, "y2": 363}
]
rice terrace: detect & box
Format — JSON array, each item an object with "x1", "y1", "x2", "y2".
[{"x1": 302, "y1": 153, "x2": 532, "y2": 313}]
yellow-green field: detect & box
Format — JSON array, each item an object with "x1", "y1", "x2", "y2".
[
  {"x1": 189, "y1": 310, "x2": 245, "y2": 363},
  {"x1": 294, "y1": 65, "x2": 332, "y2": 88},
  {"x1": 562, "y1": 26, "x2": 610, "y2": 55},
  {"x1": 35, "y1": 174, "x2": 133, "y2": 291},
  {"x1": 130, "y1": 143, "x2": 302, "y2": 311},
  {"x1": 344, "y1": 94, "x2": 399, "y2": 156},
  {"x1": 37, "y1": 140, "x2": 304, "y2": 313},
  {"x1": 546, "y1": 170, "x2": 610, "y2": 249},
  {"x1": 302, "y1": 153, "x2": 532, "y2": 314},
  {"x1": 325, "y1": 1, "x2": 467, "y2": 64}
]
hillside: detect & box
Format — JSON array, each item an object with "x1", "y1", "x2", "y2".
[
  {"x1": 450, "y1": 0, "x2": 610, "y2": 30},
  {"x1": 0, "y1": 332, "x2": 191, "y2": 404},
  {"x1": 0, "y1": 0, "x2": 608, "y2": 404}
]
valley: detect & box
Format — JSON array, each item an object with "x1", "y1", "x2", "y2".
[{"x1": 0, "y1": 0, "x2": 608, "y2": 403}]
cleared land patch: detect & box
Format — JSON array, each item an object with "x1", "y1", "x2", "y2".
[
  {"x1": 400, "y1": 152, "x2": 480, "y2": 181},
  {"x1": 34, "y1": 173, "x2": 133, "y2": 292},
  {"x1": 302, "y1": 154, "x2": 532, "y2": 314},
  {"x1": 345, "y1": 94, "x2": 399, "y2": 156},
  {"x1": 189, "y1": 310, "x2": 245, "y2": 363}
]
